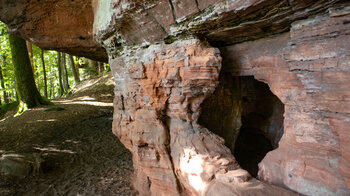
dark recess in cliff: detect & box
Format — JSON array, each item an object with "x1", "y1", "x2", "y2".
[{"x1": 199, "y1": 75, "x2": 284, "y2": 177}]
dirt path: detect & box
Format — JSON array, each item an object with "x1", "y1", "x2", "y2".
[{"x1": 0, "y1": 74, "x2": 135, "y2": 196}]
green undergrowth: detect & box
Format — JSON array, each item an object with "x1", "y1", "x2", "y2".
[
  {"x1": 15, "y1": 98, "x2": 52, "y2": 117},
  {"x1": 0, "y1": 101, "x2": 19, "y2": 118},
  {"x1": 0, "y1": 97, "x2": 53, "y2": 118}
]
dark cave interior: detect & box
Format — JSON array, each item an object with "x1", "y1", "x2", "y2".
[{"x1": 199, "y1": 74, "x2": 285, "y2": 177}]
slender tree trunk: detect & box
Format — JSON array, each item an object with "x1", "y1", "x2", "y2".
[
  {"x1": 69, "y1": 55, "x2": 80, "y2": 84},
  {"x1": 57, "y1": 52, "x2": 64, "y2": 96},
  {"x1": 48, "y1": 54, "x2": 52, "y2": 99},
  {"x1": 40, "y1": 49, "x2": 48, "y2": 98},
  {"x1": 26, "y1": 41, "x2": 35, "y2": 78},
  {"x1": 97, "y1": 62, "x2": 101, "y2": 75},
  {"x1": 0, "y1": 55, "x2": 9, "y2": 104},
  {"x1": 61, "y1": 53, "x2": 69, "y2": 92},
  {"x1": 88, "y1": 59, "x2": 98, "y2": 78},
  {"x1": 98, "y1": 62, "x2": 105, "y2": 75},
  {"x1": 9, "y1": 34, "x2": 47, "y2": 108},
  {"x1": 75, "y1": 57, "x2": 81, "y2": 81}
]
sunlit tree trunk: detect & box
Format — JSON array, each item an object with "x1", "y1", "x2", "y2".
[
  {"x1": 75, "y1": 57, "x2": 81, "y2": 81},
  {"x1": 40, "y1": 49, "x2": 48, "y2": 98},
  {"x1": 61, "y1": 53, "x2": 69, "y2": 92},
  {"x1": 57, "y1": 52, "x2": 64, "y2": 96},
  {"x1": 88, "y1": 59, "x2": 98, "y2": 78},
  {"x1": 48, "y1": 54, "x2": 53, "y2": 99},
  {"x1": 0, "y1": 55, "x2": 9, "y2": 104},
  {"x1": 9, "y1": 34, "x2": 48, "y2": 109},
  {"x1": 26, "y1": 41, "x2": 35, "y2": 78},
  {"x1": 69, "y1": 55, "x2": 80, "y2": 84}
]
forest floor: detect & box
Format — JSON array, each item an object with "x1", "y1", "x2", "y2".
[{"x1": 0, "y1": 73, "x2": 135, "y2": 196}]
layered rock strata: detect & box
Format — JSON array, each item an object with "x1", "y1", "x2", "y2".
[
  {"x1": 110, "y1": 39, "x2": 296, "y2": 195},
  {"x1": 220, "y1": 9, "x2": 350, "y2": 195},
  {"x1": 0, "y1": 0, "x2": 349, "y2": 195},
  {"x1": 97, "y1": 2, "x2": 350, "y2": 196}
]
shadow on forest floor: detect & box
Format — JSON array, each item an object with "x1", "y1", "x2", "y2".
[{"x1": 0, "y1": 73, "x2": 135, "y2": 196}]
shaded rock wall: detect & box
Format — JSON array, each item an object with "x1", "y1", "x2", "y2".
[
  {"x1": 221, "y1": 8, "x2": 350, "y2": 195},
  {"x1": 198, "y1": 75, "x2": 284, "y2": 156},
  {"x1": 93, "y1": 0, "x2": 345, "y2": 47},
  {"x1": 0, "y1": 0, "x2": 107, "y2": 61},
  {"x1": 199, "y1": 75, "x2": 285, "y2": 177}
]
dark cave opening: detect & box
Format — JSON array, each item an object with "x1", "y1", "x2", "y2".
[{"x1": 199, "y1": 74, "x2": 284, "y2": 177}]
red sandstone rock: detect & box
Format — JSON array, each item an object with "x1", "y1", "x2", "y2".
[
  {"x1": 1, "y1": 0, "x2": 349, "y2": 195},
  {"x1": 0, "y1": 0, "x2": 107, "y2": 62},
  {"x1": 106, "y1": 4, "x2": 350, "y2": 195},
  {"x1": 221, "y1": 9, "x2": 350, "y2": 195},
  {"x1": 0, "y1": 0, "x2": 343, "y2": 59},
  {"x1": 111, "y1": 39, "x2": 297, "y2": 195}
]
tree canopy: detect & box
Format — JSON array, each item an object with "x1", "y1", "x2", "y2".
[{"x1": 0, "y1": 21, "x2": 110, "y2": 116}]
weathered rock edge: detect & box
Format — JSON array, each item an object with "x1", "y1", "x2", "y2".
[
  {"x1": 109, "y1": 39, "x2": 297, "y2": 195},
  {"x1": 94, "y1": 1, "x2": 350, "y2": 195}
]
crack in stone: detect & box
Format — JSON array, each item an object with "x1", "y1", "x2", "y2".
[
  {"x1": 194, "y1": 0, "x2": 200, "y2": 11},
  {"x1": 168, "y1": 0, "x2": 178, "y2": 22},
  {"x1": 160, "y1": 89, "x2": 183, "y2": 195}
]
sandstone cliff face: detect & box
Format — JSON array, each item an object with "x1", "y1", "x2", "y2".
[
  {"x1": 110, "y1": 39, "x2": 296, "y2": 196},
  {"x1": 93, "y1": 1, "x2": 350, "y2": 195},
  {"x1": 221, "y1": 10, "x2": 350, "y2": 195},
  {"x1": 1, "y1": 0, "x2": 349, "y2": 195}
]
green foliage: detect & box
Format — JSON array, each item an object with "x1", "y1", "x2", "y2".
[
  {"x1": 0, "y1": 21, "x2": 110, "y2": 113},
  {"x1": 0, "y1": 101, "x2": 18, "y2": 117},
  {"x1": 0, "y1": 22, "x2": 16, "y2": 103}
]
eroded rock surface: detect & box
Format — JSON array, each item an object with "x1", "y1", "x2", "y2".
[
  {"x1": 221, "y1": 8, "x2": 350, "y2": 195},
  {"x1": 0, "y1": 0, "x2": 107, "y2": 61},
  {"x1": 95, "y1": 1, "x2": 350, "y2": 196},
  {"x1": 110, "y1": 39, "x2": 296, "y2": 195},
  {"x1": 93, "y1": 0, "x2": 345, "y2": 47},
  {"x1": 0, "y1": 0, "x2": 349, "y2": 195}
]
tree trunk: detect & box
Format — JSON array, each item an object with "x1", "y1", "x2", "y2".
[
  {"x1": 0, "y1": 55, "x2": 9, "y2": 104},
  {"x1": 48, "y1": 54, "x2": 53, "y2": 99},
  {"x1": 75, "y1": 57, "x2": 81, "y2": 80},
  {"x1": 13, "y1": 79, "x2": 18, "y2": 102},
  {"x1": 61, "y1": 53, "x2": 70, "y2": 92},
  {"x1": 57, "y1": 52, "x2": 64, "y2": 96},
  {"x1": 69, "y1": 55, "x2": 80, "y2": 84},
  {"x1": 98, "y1": 62, "x2": 105, "y2": 75},
  {"x1": 9, "y1": 34, "x2": 47, "y2": 108},
  {"x1": 40, "y1": 49, "x2": 48, "y2": 98},
  {"x1": 26, "y1": 41, "x2": 35, "y2": 79},
  {"x1": 88, "y1": 59, "x2": 98, "y2": 78}
]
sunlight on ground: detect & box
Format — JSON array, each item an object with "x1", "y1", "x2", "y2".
[
  {"x1": 73, "y1": 96, "x2": 95, "y2": 101},
  {"x1": 63, "y1": 140, "x2": 80, "y2": 144},
  {"x1": 74, "y1": 79, "x2": 100, "y2": 92},
  {"x1": 33, "y1": 147, "x2": 76, "y2": 154},
  {"x1": 36, "y1": 119, "x2": 57, "y2": 122},
  {"x1": 26, "y1": 119, "x2": 57, "y2": 123},
  {"x1": 72, "y1": 74, "x2": 114, "y2": 94},
  {"x1": 54, "y1": 96, "x2": 113, "y2": 107},
  {"x1": 0, "y1": 117, "x2": 10, "y2": 123},
  {"x1": 180, "y1": 148, "x2": 207, "y2": 193}
]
